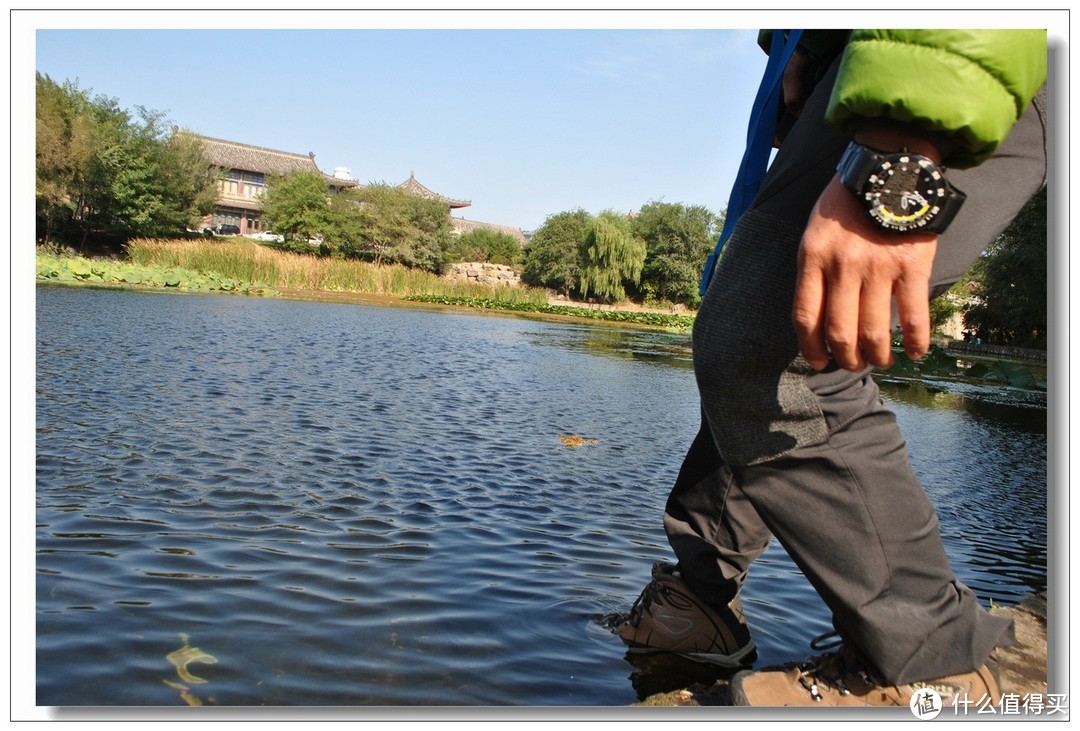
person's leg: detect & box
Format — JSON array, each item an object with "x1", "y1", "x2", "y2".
[
  {"x1": 686, "y1": 47, "x2": 1046, "y2": 687},
  {"x1": 655, "y1": 60, "x2": 854, "y2": 611},
  {"x1": 663, "y1": 416, "x2": 773, "y2": 609}
]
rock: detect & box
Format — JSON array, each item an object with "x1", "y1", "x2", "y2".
[
  {"x1": 445, "y1": 262, "x2": 521, "y2": 287},
  {"x1": 632, "y1": 592, "x2": 1049, "y2": 707},
  {"x1": 989, "y1": 592, "x2": 1048, "y2": 698}
]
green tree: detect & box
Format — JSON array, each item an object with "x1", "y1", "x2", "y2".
[
  {"x1": 154, "y1": 127, "x2": 220, "y2": 233},
  {"x1": 962, "y1": 186, "x2": 1048, "y2": 348},
  {"x1": 401, "y1": 192, "x2": 453, "y2": 274},
  {"x1": 106, "y1": 113, "x2": 218, "y2": 239},
  {"x1": 36, "y1": 75, "x2": 96, "y2": 244},
  {"x1": 521, "y1": 209, "x2": 593, "y2": 296},
  {"x1": 579, "y1": 209, "x2": 646, "y2": 302},
  {"x1": 448, "y1": 228, "x2": 521, "y2": 266},
  {"x1": 929, "y1": 282, "x2": 964, "y2": 336},
  {"x1": 322, "y1": 188, "x2": 365, "y2": 257},
  {"x1": 261, "y1": 171, "x2": 331, "y2": 243},
  {"x1": 35, "y1": 73, "x2": 217, "y2": 247},
  {"x1": 632, "y1": 200, "x2": 719, "y2": 307},
  {"x1": 343, "y1": 183, "x2": 452, "y2": 273},
  {"x1": 349, "y1": 183, "x2": 417, "y2": 266}
]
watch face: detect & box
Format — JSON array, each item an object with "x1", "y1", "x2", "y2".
[{"x1": 863, "y1": 155, "x2": 948, "y2": 232}]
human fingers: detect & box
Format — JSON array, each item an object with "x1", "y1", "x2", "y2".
[
  {"x1": 893, "y1": 265, "x2": 934, "y2": 362},
  {"x1": 821, "y1": 258, "x2": 866, "y2": 372},
  {"x1": 792, "y1": 250, "x2": 831, "y2": 371},
  {"x1": 857, "y1": 276, "x2": 896, "y2": 368}
]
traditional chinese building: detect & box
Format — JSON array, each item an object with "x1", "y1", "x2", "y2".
[
  {"x1": 450, "y1": 216, "x2": 528, "y2": 246},
  {"x1": 191, "y1": 133, "x2": 525, "y2": 246},
  {"x1": 397, "y1": 171, "x2": 471, "y2": 212},
  {"x1": 398, "y1": 172, "x2": 524, "y2": 244},
  {"x1": 192, "y1": 134, "x2": 358, "y2": 236}
]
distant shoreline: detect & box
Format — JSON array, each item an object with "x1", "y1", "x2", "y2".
[{"x1": 36, "y1": 244, "x2": 697, "y2": 331}]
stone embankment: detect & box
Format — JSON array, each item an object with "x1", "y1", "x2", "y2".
[
  {"x1": 635, "y1": 592, "x2": 1049, "y2": 708},
  {"x1": 445, "y1": 262, "x2": 520, "y2": 287},
  {"x1": 945, "y1": 339, "x2": 1047, "y2": 364}
]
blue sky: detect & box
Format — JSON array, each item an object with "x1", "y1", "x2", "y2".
[
  {"x1": 8, "y1": 8, "x2": 1074, "y2": 720},
  {"x1": 20, "y1": 8, "x2": 1070, "y2": 234},
  {"x1": 30, "y1": 20, "x2": 767, "y2": 232}
]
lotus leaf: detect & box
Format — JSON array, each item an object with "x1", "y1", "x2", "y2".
[{"x1": 68, "y1": 260, "x2": 92, "y2": 279}]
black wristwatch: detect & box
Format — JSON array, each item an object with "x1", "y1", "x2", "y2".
[{"x1": 836, "y1": 141, "x2": 966, "y2": 234}]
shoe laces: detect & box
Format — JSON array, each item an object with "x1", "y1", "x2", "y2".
[
  {"x1": 793, "y1": 632, "x2": 878, "y2": 702},
  {"x1": 625, "y1": 577, "x2": 666, "y2": 628}
]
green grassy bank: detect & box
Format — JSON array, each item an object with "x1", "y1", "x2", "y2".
[{"x1": 36, "y1": 239, "x2": 694, "y2": 330}]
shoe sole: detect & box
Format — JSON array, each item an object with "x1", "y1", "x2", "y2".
[
  {"x1": 729, "y1": 671, "x2": 753, "y2": 705},
  {"x1": 625, "y1": 640, "x2": 757, "y2": 669}
]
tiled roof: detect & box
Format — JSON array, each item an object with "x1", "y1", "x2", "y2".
[
  {"x1": 191, "y1": 134, "x2": 357, "y2": 188},
  {"x1": 398, "y1": 172, "x2": 471, "y2": 209},
  {"x1": 451, "y1": 217, "x2": 526, "y2": 245}
]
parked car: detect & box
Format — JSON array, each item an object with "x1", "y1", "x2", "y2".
[
  {"x1": 251, "y1": 231, "x2": 285, "y2": 243},
  {"x1": 217, "y1": 224, "x2": 241, "y2": 236}
]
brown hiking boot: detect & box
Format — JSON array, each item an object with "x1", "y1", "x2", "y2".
[
  {"x1": 615, "y1": 562, "x2": 755, "y2": 667},
  {"x1": 730, "y1": 638, "x2": 1002, "y2": 708}
]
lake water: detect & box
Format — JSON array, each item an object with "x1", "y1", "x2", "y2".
[{"x1": 34, "y1": 286, "x2": 1048, "y2": 707}]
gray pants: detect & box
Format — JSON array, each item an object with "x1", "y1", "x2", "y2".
[{"x1": 665, "y1": 59, "x2": 1047, "y2": 685}]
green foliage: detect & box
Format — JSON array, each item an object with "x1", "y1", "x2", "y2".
[
  {"x1": 578, "y1": 210, "x2": 646, "y2": 302},
  {"x1": 962, "y1": 187, "x2": 1047, "y2": 348},
  {"x1": 928, "y1": 281, "x2": 965, "y2": 335},
  {"x1": 35, "y1": 73, "x2": 218, "y2": 248},
  {"x1": 448, "y1": 228, "x2": 522, "y2": 266},
  {"x1": 631, "y1": 200, "x2": 719, "y2": 308},
  {"x1": 322, "y1": 189, "x2": 365, "y2": 257},
  {"x1": 405, "y1": 295, "x2": 695, "y2": 331},
  {"x1": 333, "y1": 183, "x2": 452, "y2": 274},
  {"x1": 36, "y1": 250, "x2": 275, "y2": 295},
  {"x1": 521, "y1": 209, "x2": 592, "y2": 296},
  {"x1": 121, "y1": 238, "x2": 546, "y2": 302},
  {"x1": 261, "y1": 171, "x2": 332, "y2": 243},
  {"x1": 402, "y1": 193, "x2": 454, "y2": 274},
  {"x1": 344, "y1": 183, "x2": 410, "y2": 264},
  {"x1": 879, "y1": 345, "x2": 1045, "y2": 390}
]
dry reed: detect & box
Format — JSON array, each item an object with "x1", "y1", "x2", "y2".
[{"x1": 126, "y1": 238, "x2": 549, "y2": 304}]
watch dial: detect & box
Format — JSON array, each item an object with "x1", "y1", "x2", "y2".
[{"x1": 865, "y1": 156, "x2": 946, "y2": 231}]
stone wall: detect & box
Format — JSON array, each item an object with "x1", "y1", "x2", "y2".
[
  {"x1": 445, "y1": 262, "x2": 521, "y2": 287},
  {"x1": 946, "y1": 340, "x2": 1047, "y2": 364}
]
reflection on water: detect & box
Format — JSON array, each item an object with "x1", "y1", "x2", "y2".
[
  {"x1": 876, "y1": 375, "x2": 1047, "y2": 431},
  {"x1": 35, "y1": 286, "x2": 1048, "y2": 706}
]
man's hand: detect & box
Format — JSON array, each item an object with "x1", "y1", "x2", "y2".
[{"x1": 792, "y1": 175, "x2": 938, "y2": 372}]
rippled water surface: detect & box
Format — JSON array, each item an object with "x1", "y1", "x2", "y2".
[{"x1": 35, "y1": 286, "x2": 1048, "y2": 706}]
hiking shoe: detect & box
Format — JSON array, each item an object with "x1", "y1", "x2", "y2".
[
  {"x1": 615, "y1": 562, "x2": 755, "y2": 667},
  {"x1": 730, "y1": 636, "x2": 1002, "y2": 707}
]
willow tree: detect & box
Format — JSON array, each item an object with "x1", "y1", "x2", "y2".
[{"x1": 578, "y1": 210, "x2": 646, "y2": 302}]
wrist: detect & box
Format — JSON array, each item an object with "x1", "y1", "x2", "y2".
[
  {"x1": 853, "y1": 124, "x2": 950, "y2": 164},
  {"x1": 835, "y1": 141, "x2": 966, "y2": 235}
]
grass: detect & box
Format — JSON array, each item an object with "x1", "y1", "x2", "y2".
[
  {"x1": 405, "y1": 294, "x2": 696, "y2": 331},
  {"x1": 40, "y1": 239, "x2": 698, "y2": 330},
  {"x1": 36, "y1": 246, "x2": 274, "y2": 295},
  {"x1": 124, "y1": 238, "x2": 552, "y2": 306}
]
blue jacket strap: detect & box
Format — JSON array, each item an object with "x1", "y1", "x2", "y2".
[{"x1": 700, "y1": 29, "x2": 805, "y2": 296}]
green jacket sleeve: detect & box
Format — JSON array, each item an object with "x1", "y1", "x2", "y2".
[{"x1": 825, "y1": 29, "x2": 1047, "y2": 168}]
